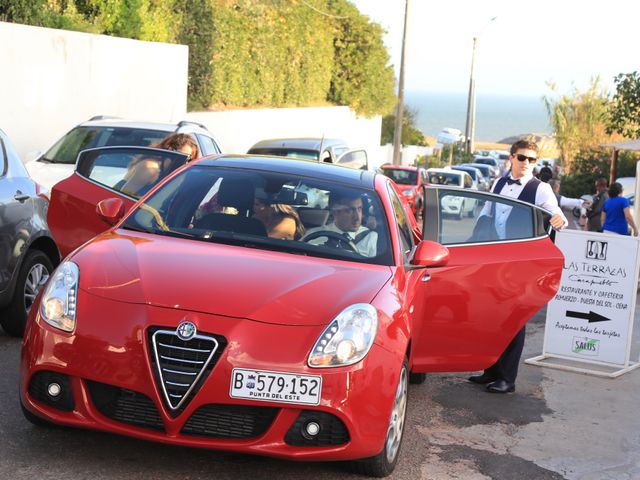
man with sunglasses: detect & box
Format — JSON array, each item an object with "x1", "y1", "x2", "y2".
[{"x1": 469, "y1": 139, "x2": 566, "y2": 394}]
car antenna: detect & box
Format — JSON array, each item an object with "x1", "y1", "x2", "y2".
[{"x1": 318, "y1": 134, "x2": 325, "y2": 163}]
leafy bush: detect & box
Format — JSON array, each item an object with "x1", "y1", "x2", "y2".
[{"x1": 1, "y1": 0, "x2": 396, "y2": 116}]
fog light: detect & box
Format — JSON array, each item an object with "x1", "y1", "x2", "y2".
[
  {"x1": 304, "y1": 421, "x2": 321, "y2": 438},
  {"x1": 47, "y1": 382, "x2": 61, "y2": 397}
]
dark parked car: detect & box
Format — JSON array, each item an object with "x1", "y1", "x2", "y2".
[
  {"x1": 248, "y1": 138, "x2": 368, "y2": 170},
  {"x1": 0, "y1": 128, "x2": 60, "y2": 336}
]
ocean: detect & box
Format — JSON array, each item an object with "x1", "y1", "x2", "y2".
[{"x1": 404, "y1": 91, "x2": 552, "y2": 143}]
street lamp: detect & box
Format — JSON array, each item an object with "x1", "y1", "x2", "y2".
[
  {"x1": 392, "y1": 0, "x2": 410, "y2": 166},
  {"x1": 464, "y1": 16, "x2": 497, "y2": 155}
]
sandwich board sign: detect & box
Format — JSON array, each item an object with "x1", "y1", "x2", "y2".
[{"x1": 526, "y1": 229, "x2": 640, "y2": 377}]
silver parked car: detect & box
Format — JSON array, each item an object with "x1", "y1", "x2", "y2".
[{"x1": 0, "y1": 128, "x2": 60, "y2": 336}]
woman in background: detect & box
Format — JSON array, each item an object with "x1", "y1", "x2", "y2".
[{"x1": 601, "y1": 182, "x2": 638, "y2": 236}]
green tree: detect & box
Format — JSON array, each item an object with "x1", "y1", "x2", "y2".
[
  {"x1": 380, "y1": 107, "x2": 426, "y2": 146},
  {"x1": 543, "y1": 78, "x2": 611, "y2": 174},
  {"x1": 327, "y1": 0, "x2": 396, "y2": 117},
  {"x1": 606, "y1": 71, "x2": 640, "y2": 138}
]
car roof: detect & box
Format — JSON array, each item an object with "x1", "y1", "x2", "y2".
[
  {"x1": 249, "y1": 138, "x2": 348, "y2": 150},
  {"x1": 77, "y1": 118, "x2": 212, "y2": 135},
  {"x1": 381, "y1": 165, "x2": 418, "y2": 171},
  {"x1": 195, "y1": 154, "x2": 375, "y2": 188},
  {"x1": 426, "y1": 168, "x2": 463, "y2": 175}
]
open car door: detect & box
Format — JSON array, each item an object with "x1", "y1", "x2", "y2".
[
  {"x1": 48, "y1": 146, "x2": 188, "y2": 257},
  {"x1": 408, "y1": 186, "x2": 564, "y2": 372},
  {"x1": 335, "y1": 149, "x2": 368, "y2": 170}
]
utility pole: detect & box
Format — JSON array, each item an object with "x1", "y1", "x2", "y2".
[
  {"x1": 464, "y1": 37, "x2": 477, "y2": 155},
  {"x1": 463, "y1": 16, "x2": 497, "y2": 156},
  {"x1": 392, "y1": 0, "x2": 409, "y2": 166}
]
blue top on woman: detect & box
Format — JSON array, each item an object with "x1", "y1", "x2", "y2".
[{"x1": 602, "y1": 196, "x2": 631, "y2": 234}]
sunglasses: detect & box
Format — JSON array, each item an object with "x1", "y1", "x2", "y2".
[{"x1": 515, "y1": 154, "x2": 537, "y2": 164}]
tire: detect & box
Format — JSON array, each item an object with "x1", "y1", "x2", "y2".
[
  {"x1": 20, "y1": 395, "x2": 55, "y2": 428},
  {"x1": 409, "y1": 372, "x2": 426, "y2": 384},
  {"x1": 0, "y1": 250, "x2": 53, "y2": 337},
  {"x1": 350, "y1": 359, "x2": 409, "y2": 477}
]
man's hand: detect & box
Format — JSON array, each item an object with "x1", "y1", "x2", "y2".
[{"x1": 550, "y1": 213, "x2": 565, "y2": 230}]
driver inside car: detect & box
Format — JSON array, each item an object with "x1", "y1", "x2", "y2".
[{"x1": 303, "y1": 191, "x2": 378, "y2": 257}]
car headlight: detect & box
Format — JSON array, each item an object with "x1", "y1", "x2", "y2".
[
  {"x1": 402, "y1": 188, "x2": 417, "y2": 197},
  {"x1": 308, "y1": 304, "x2": 378, "y2": 368},
  {"x1": 40, "y1": 261, "x2": 79, "y2": 333}
]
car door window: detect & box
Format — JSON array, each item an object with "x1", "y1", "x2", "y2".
[
  {"x1": 387, "y1": 184, "x2": 414, "y2": 258},
  {"x1": 426, "y1": 188, "x2": 550, "y2": 245},
  {"x1": 195, "y1": 134, "x2": 221, "y2": 155},
  {"x1": 75, "y1": 147, "x2": 188, "y2": 199},
  {"x1": 0, "y1": 137, "x2": 6, "y2": 176},
  {"x1": 464, "y1": 174, "x2": 472, "y2": 188}
]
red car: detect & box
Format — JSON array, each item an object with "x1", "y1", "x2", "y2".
[
  {"x1": 380, "y1": 165, "x2": 428, "y2": 216},
  {"x1": 21, "y1": 148, "x2": 563, "y2": 477}
]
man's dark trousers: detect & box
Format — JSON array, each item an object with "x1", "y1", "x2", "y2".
[{"x1": 484, "y1": 326, "x2": 526, "y2": 383}]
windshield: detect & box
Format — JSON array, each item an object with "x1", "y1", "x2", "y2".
[
  {"x1": 382, "y1": 168, "x2": 417, "y2": 185},
  {"x1": 248, "y1": 148, "x2": 319, "y2": 161},
  {"x1": 452, "y1": 167, "x2": 477, "y2": 180},
  {"x1": 43, "y1": 126, "x2": 168, "y2": 164},
  {"x1": 427, "y1": 172, "x2": 461, "y2": 186},
  {"x1": 474, "y1": 158, "x2": 495, "y2": 166},
  {"x1": 122, "y1": 166, "x2": 392, "y2": 266}
]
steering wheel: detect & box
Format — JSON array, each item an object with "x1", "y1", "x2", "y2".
[
  {"x1": 302, "y1": 230, "x2": 359, "y2": 253},
  {"x1": 138, "y1": 203, "x2": 170, "y2": 231}
]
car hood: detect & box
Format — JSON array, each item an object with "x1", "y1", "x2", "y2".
[
  {"x1": 72, "y1": 230, "x2": 393, "y2": 326},
  {"x1": 25, "y1": 159, "x2": 74, "y2": 191}
]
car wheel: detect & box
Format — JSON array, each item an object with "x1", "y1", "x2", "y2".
[
  {"x1": 350, "y1": 359, "x2": 408, "y2": 477},
  {"x1": 0, "y1": 250, "x2": 53, "y2": 337},
  {"x1": 20, "y1": 396, "x2": 55, "y2": 428}
]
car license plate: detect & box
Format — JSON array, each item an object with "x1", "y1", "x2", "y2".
[{"x1": 230, "y1": 368, "x2": 322, "y2": 406}]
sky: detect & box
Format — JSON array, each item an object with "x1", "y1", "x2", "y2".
[{"x1": 350, "y1": 0, "x2": 638, "y2": 98}]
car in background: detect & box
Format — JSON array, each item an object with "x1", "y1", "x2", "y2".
[
  {"x1": 451, "y1": 165, "x2": 489, "y2": 191},
  {"x1": 0, "y1": 128, "x2": 60, "y2": 336},
  {"x1": 22, "y1": 148, "x2": 563, "y2": 476},
  {"x1": 426, "y1": 167, "x2": 477, "y2": 218},
  {"x1": 247, "y1": 138, "x2": 368, "y2": 171},
  {"x1": 380, "y1": 165, "x2": 427, "y2": 215},
  {"x1": 25, "y1": 116, "x2": 222, "y2": 190},
  {"x1": 462, "y1": 163, "x2": 496, "y2": 183},
  {"x1": 471, "y1": 157, "x2": 500, "y2": 178},
  {"x1": 615, "y1": 177, "x2": 636, "y2": 217}
]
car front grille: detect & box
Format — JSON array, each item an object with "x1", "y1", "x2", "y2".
[
  {"x1": 148, "y1": 327, "x2": 226, "y2": 415},
  {"x1": 181, "y1": 404, "x2": 279, "y2": 439},
  {"x1": 87, "y1": 380, "x2": 164, "y2": 431}
]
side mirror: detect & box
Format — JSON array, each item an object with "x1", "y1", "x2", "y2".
[
  {"x1": 336, "y1": 149, "x2": 368, "y2": 170},
  {"x1": 97, "y1": 198, "x2": 125, "y2": 225},
  {"x1": 410, "y1": 240, "x2": 449, "y2": 267}
]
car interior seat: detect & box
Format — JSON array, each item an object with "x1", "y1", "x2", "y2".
[{"x1": 194, "y1": 178, "x2": 266, "y2": 236}]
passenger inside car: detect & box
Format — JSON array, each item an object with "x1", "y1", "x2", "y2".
[
  {"x1": 117, "y1": 157, "x2": 161, "y2": 197},
  {"x1": 253, "y1": 197, "x2": 305, "y2": 240}
]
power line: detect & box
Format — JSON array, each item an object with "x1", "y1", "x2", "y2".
[{"x1": 298, "y1": 0, "x2": 351, "y2": 19}]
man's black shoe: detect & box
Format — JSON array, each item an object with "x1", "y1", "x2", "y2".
[
  {"x1": 486, "y1": 379, "x2": 516, "y2": 393},
  {"x1": 468, "y1": 373, "x2": 497, "y2": 384}
]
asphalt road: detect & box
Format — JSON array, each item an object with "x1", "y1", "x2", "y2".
[{"x1": 1, "y1": 305, "x2": 639, "y2": 480}]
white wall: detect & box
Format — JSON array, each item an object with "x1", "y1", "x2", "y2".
[
  {"x1": 185, "y1": 106, "x2": 382, "y2": 162},
  {"x1": 372, "y1": 144, "x2": 434, "y2": 167},
  {"x1": 0, "y1": 21, "x2": 188, "y2": 159}
]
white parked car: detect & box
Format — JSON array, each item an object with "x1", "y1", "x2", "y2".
[
  {"x1": 615, "y1": 177, "x2": 636, "y2": 217},
  {"x1": 426, "y1": 168, "x2": 477, "y2": 218},
  {"x1": 25, "y1": 116, "x2": 222, "y2": 190}
]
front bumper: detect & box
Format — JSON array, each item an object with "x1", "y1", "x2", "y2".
[{"x1": 21, "y1": 290, "x2": 400, "y2": 461}]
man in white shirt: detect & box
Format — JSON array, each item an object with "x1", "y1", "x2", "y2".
[
  {"x1": 304, "y1": 192, "x2": 377, "y2": 257},
  {"x1": 470, "y1": 140, "x2": 566, "y2": 394}
]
